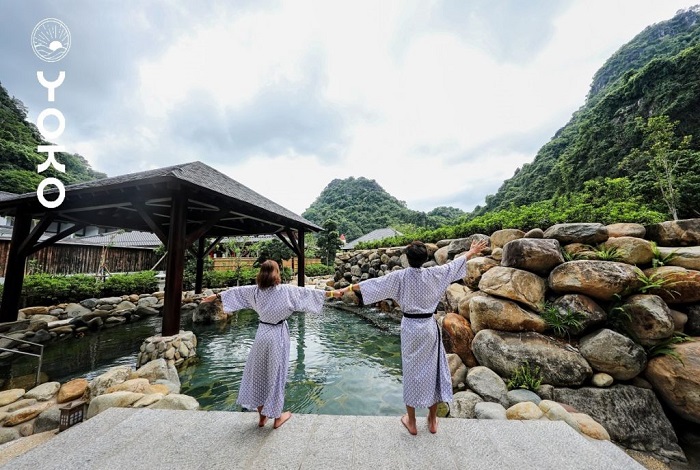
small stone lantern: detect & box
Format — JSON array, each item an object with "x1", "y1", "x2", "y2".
[{"x1": 59, "y1": 400, "x2": 86, "y2": 431}]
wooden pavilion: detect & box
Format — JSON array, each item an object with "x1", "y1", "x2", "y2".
[{"x1": 0, "y1": 161, "x2": 322, "y2": 335}]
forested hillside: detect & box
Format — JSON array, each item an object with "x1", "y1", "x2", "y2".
[
  {"x1": 0, "y1": 82, "x2": 105, "y2": 193},
  {"x1": 479, "y1": 6, "x2": 700, "y2": 220},
  {"x1": 302, "y1": 177, "x2": 464, "y2": 241}
]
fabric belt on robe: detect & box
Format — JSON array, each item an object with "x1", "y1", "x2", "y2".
[
  {"x1": 402, "y1": 313, "x2": 434, "y2": 319},
  {"x1": 259, "y1": 319, "x2": 286, "y2": 325}
]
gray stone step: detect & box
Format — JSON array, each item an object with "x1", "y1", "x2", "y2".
[{"x1": 1, "y1": 409, "x2": 646, "y2": 470}]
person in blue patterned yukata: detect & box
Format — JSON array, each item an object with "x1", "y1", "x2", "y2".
[
  {"x1": 337, "y1": 239, "x2": 488, "y2": 435},
  {"x1": 202, "y1": 259, "x2": 335, "y2": 429}
]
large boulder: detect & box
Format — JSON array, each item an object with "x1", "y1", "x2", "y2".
[
  {"x1": 465, "y1": 366, "x2": 509, "y2": 406},
  {"x1": 600, "y1": 237, "x2": 654, "y2": 265},
  {"x1": 544, "y1": 223, "x2": 608, "y2": 245},
  {"x1": 645, "y1": 218, "x2": 700, "y2": 247},
  {"x1": 443, "y1": 284, "x2": 473, "y2": 314},
  {"x1": 605, "y1": 223, "x2": 646, "y2": 238},
  {"x1": 24, "y1": 382, "x2": 60, "y2": 401},
  {"x1": 471, "y1": 330, "x2": 592, "y2": 386},
  {"x1": 441, "y1": 313, "x2": 477, "y2": 367},
  {"x1": 469, "y1": 295, "x2": 546, "y2": 333},
  {"x1": 193, "y1": 300, "x2": 227, "y2": 323},
  {"x1": 642, "y1": 266, "x2": 700, "y2": 304},
  {"x1": 86, "y1": 391, "x2": 144, "y2": 419},
  {"x1": 434, "y1": 246, "x2": 450, "y2": 265},
  {"x1": 490, "y1": 229, "x2": 525, "y2": 248},
  {"x1": 579, "y1": 329, "x2": 647, "y2": 380},
  {"x1": 88, "y1": 366, "x2": 132, "y2": 399},
  {"x1": 622, "y1": 295, "x2": 674, "y2": 346},
  {"x1": 148, "y1": 394, "x2": 199, "y2": 411},
  {"x1": 687, "y1": 305, "x2": 700, "y2": 335},
  {"x1": 450, "y1": 391, "x2": 483, "y2": 418},
  {"x1": 57, "y1": 378, "x2": 89, "y2": 403},
  {"x1": 551, "y1": 294, "x2": 606, "y2": 335},
  {"x1": 548, "y1": 260, "x2": 640, "y2": 301},
  {"x1": 554, "y1": 385, "x2": 685, "y2": 462},
  {"x1": 657, "y1": 246, "x2": 700, "y2": 271},
  {"x1": 645, "y1": 339, "x2": 700, "y2": 424},
  {"x1": 464, "y1": 256, "x2": 499, "y2": 289},
  {"x1": 501, "y1": 238, "x2": 565, "y2": 276},
  {"x1": 446, "y1": 235, "x2": 490, "y2": 259},
  {"x1": 478, "y1": 267, "x2": 546, "y2": 312},
  {"x1": 447, "y1": 354, "x2": 468, "y2": 389}
]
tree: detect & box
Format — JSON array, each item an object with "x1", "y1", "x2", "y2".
[
  {"x1": 252, "y1": 239, "x2": 294, "y2": 266},
  {"x1": 316, "y1": 219, "x2": 343, "y2": 266},
  {"x1": 624, "y1": 115, "x2": 694, "y2": 220}
]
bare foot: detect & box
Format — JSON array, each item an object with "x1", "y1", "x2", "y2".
[
  {"x1": 258, "y1": 414, "x2": 268, "y2": 427},
  {"x1": 401, "y1": 414, "x2": 417, "y2": 435},
  {"x1": 428, "y1": 416, "x2": 438, "y2": 434},
  {"x1": 273, "y1": 411, "x2": 292, "y2": 429}
]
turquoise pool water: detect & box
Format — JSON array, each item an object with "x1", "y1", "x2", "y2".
[{"x1": 2, "y1": 305, "x2": 407, "y2": 416}]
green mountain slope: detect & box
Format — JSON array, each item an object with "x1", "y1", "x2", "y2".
[
  {"x1": 302, "y1": 177, "x2": 464, "y2": 241},
  {"x1": 0, "y1": 82, "x2": 106, "y2": 194},
  {"x1": 480, "y1": 6, "x2": 700, "y2": 219}
]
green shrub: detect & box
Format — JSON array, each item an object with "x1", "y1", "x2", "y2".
[
  {"x1": 540, "y1": 302, "x2": 585, "y2": 338},
  {"x1": 646, "y1": 333, "x2": 693, "y2": 364},
  {"x1": 507, "y1": 361, "x2": 542, "y2": 392},
  {"x1": 100, "y1": 271, "x2": 157, "y2": 297},
  {"x1": 593, "y1": 246, "x2": 623, "y2": 261},
  {"x1": 651, "y1": 243, "x2": 679, "y2": 268},
  {"x1": 22, "y1": 273, "x2": 70, "y2": 306},
  {"x1": 304, "y1": 264, "x2": 335, "y2": 277}
]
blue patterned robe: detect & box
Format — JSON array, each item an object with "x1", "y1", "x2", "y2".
[
  {"x1": 360, "y1": 256, "x2": 467, "y2": 408},
  {"x1": 220, "y1": 284, "x2": 325, "y2": 418}
]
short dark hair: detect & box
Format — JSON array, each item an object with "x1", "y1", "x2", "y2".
[
  {"x1": 256, "y1": 259, "x2": 281, "y2": 288},
  {"x1": 406, "y1": 240, "x2": 428, "y2": 268}
]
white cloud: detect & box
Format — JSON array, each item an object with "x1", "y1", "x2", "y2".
[{"x1": 13, "y1": 0, "x2": 697, "y2": 215}]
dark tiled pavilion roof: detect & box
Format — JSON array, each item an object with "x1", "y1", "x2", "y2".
[{"x1": 0, "y1": 161, "x2": 321, "y2": 238}]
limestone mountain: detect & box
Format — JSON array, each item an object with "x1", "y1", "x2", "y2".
[
  {"x1": 0, "y1": 82, "x2": 105, "y2": 194},
  {"x1": 479, "y1": 6, "x2": 700, "y2": 220},
  {"x1": 302, "y1": 176, "x2": 465, "y2": 241}
]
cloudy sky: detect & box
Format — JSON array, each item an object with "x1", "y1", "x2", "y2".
[{"x1": 2, "y1": 1, "x2": 697, "y2": 215}]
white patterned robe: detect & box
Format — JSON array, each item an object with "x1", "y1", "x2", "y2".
[
  {"x1": 359, "y1": 256, "x2": 467, "y2": 408},
  {"x1": 220, "y1": 284, "x2": 326, "y2": 418}
]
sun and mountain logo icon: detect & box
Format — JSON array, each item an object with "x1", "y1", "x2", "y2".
[{"x1": 31, "y1": 18, "x2": 71, "y2": 62}]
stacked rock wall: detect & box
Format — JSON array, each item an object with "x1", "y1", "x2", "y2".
[{"x1": 335, "y1": 218, "x2": 700, "y2": 462}]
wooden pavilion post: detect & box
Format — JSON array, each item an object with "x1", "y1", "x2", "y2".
[
  {"x1": 0, "y1": 211, "x2": 32, "y2": 322},
  {"x1": 298, "y1": 228, "x2": 305, "y2": 287},
  {"x1": 194, "y1": 237, "x2": 205, "y2": 294},
  {"x1": 162, "y1": 191, "x2": 186, "y2": 336}
]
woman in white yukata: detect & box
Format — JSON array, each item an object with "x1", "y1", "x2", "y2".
[
  {"x1": 202, "y1": 259, "x2": 334, "y2": 429},
  {"x1": 337, "y1": 239, "x2": 488, "y2": 435}
]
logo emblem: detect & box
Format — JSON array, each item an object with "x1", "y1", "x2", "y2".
[{"x1": 31, "y1": 18, "x2": 71, "y2": 62}]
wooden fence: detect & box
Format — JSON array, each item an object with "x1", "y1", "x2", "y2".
[
  {"x1": 212, "y1": 257, "x2": 322, "y2": 272},
  {"x1": 0, "y1": 241, "x2": 160, "y2": 276}
]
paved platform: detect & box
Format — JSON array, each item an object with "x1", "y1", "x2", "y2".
[{"x1": 0, "y1": 408, "x2": 644, "y2": 469}]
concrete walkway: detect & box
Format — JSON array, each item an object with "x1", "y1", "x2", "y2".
[{"x1": 0, "y1": 408, "x2": 644, "y2": 470}]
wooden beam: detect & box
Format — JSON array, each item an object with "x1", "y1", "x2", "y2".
[
  {"x1": 18, "y1": 214, "x2": 55, "y2": 256},
  {"x1": 185, "y1": 207, "x2": 230, "y2": 245},
  {"x1": 285, "y1": 228, "x2": 301, "y2": 256},
  {"x1": 0, "y1": 211, "x2": 32, "y2": 322},
  {"x1": 28, "y1": 223, "x2": 87, "y2": 255},
  {"x1": 131, "y1": 199, "x2": 169, "y2": 245},
  {"x1": 204, "y1": 236, "x2": 224, "y2": 258},
  {"x1": 276, "y1": 233, "x2": 296, "y2": 253},
  {"x1": 162, "y1": 190, "x2": 187, "y2": 336}
]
